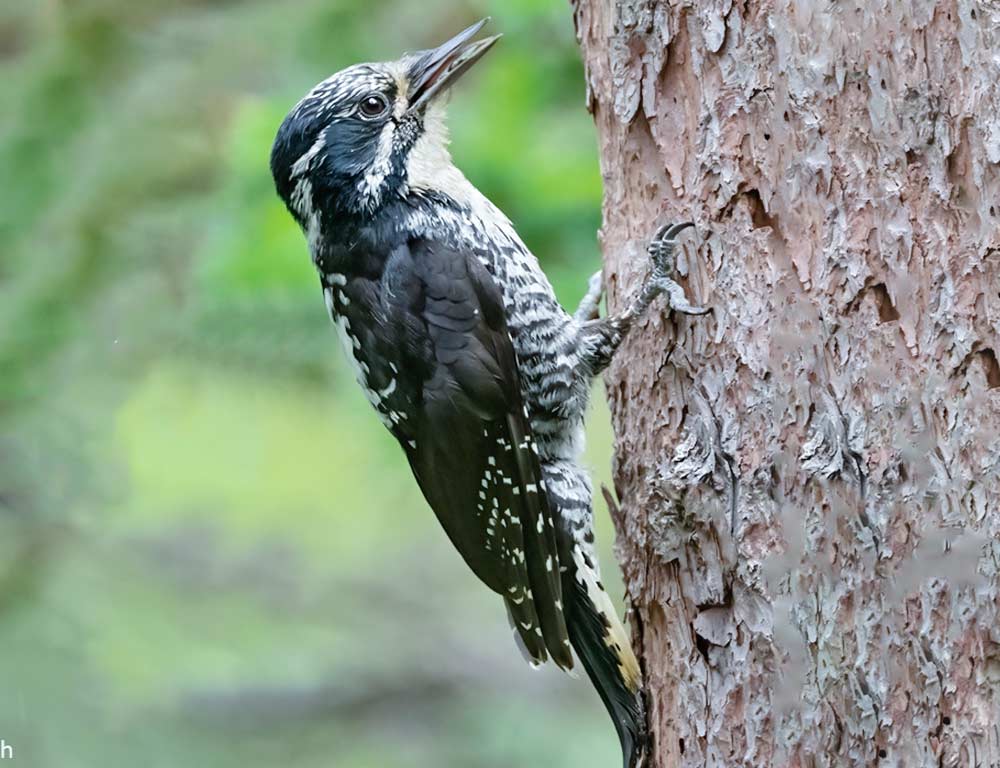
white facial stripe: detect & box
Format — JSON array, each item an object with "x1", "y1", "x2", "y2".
[
  {"x1": 291, "y1": 133, "x2": 326, "y2": 178},
  {"x1": 357, "y1": 120, "x2": 397, "y2": 207},
  {"x1": 389, "y1": 62, "x2": 410, "y2": 117},
  {"x1": 290, "y1": 177, "x2": 321, "y2": 255},
  {"x1": 290, "y1": 177, "x2": 309, "y2": 212},
  {"x1": 393, "y1": 94, "x2": 408, "y2": 119}
]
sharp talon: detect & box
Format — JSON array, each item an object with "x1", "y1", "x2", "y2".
[
  {"x1": 648, "y1": 221, "x2": 696, "y2": 258},
  {"x1": 661, "y1": 221, "x2": 695, "y2": 240},
  {"x1": 647, "y1": 221, "x2": 697, "y2": 284},
  {"x1": 649, "y1": 221, "x2": 695, "y2": 246},
  {"x1": 643, "y1": 223, "x2": 710, "y2": 316}
]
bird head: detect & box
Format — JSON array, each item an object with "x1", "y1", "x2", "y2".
[{"x1": 271, "y1": 19, "x2": 500, "y2": 226}]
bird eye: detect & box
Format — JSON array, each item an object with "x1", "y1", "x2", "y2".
[{"x1": 358, "y1": 93, "x2": 390, "y2": 119}]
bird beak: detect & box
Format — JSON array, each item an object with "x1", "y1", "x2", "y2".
[{"x1": 407, "y1": 18, "x2": 501, "y2": 114}]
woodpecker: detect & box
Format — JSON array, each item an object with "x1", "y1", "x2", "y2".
[{"x1": 270, "y1": 20, "x2": 706, "y2": 768}]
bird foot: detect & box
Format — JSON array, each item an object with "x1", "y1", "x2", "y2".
[
  {"x1": 647, "y1": 221, "x2": 694, "y2": 274},
  {"x1": 646, "y1": 222, "x2": 709, "y2": 316}
]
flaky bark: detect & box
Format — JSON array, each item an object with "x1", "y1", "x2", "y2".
[{"x1": 572, "y1": 2, "x2": 1000, "y2": 765}]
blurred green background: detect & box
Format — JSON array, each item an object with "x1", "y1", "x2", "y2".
[{"x1": 0, "y1": 1, "x2": 622, "y2": 766}]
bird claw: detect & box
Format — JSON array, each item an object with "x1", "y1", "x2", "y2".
[
  {"x1": 646, "y1": 221, "x2": 709, "y2": 315},
  {"x1": 647, "y1": 221, "x2": 695, "y2": 275}
]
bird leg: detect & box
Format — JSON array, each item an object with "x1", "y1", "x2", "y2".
[
  {"x1": 621, "y1": 221, "x2": 709, "y2": 323},
  {"x1": 574, "y1": 222, "x2": 708, "y2": 377},
  {"x1": 573, "y1": 270, "x2": 605, "y2": 322}
]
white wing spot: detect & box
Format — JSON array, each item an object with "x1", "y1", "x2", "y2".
[
  {"x1": 378, "y1": 379, "x2": 397, "y2": 398},
  {"x1": 330, "y1": 312, "x2": 398, "y2": 429}
]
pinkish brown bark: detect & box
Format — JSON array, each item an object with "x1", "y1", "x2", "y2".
[{"x1": 572, "y1": 1, "x2": 1000, "y2": 766}]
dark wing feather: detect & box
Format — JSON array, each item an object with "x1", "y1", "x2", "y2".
[{"x1": 398, "y1": 238, "x2": 572, "y2": 670}]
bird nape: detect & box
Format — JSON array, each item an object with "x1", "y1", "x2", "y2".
[{"x1": 270, "y1": 18, "x2": 708, "y2": 768}]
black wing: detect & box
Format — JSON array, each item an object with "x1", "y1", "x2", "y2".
[{"x1": 386, "y1": 237, "x2": 572, "y2": 670}]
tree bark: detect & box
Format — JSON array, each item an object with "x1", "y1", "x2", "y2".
[{"x1": 571, "y1": 2, "x2": 1000, "y2": 766}]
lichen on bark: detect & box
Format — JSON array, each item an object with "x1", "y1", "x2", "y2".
[{"x1": 572, "y1": 1, "x2": 1000, "y2": 765}]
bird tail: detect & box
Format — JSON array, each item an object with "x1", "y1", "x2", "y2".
[{"x1": 564, "y1": 548, "x2": 646, "y2": 768}]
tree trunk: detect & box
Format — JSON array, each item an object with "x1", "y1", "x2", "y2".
[{"x1": 571, "y1": 2, "x2": 1000, "y2": 766}]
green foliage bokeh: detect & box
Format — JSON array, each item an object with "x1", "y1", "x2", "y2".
[{"x1": 0, "y1": 2, "x2": 620, "y2": 766}]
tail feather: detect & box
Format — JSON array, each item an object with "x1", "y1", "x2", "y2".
[{"x1": 564, "y1": 549, "x2": 646, "y2": 768}]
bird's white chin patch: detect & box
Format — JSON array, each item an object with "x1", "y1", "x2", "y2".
[
  {"x1": 405, "y1": 102, "x2": 466, "y2": 198},
  {"x1": 402, "y1": 100, "x2": 516, "y2": 238}
]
